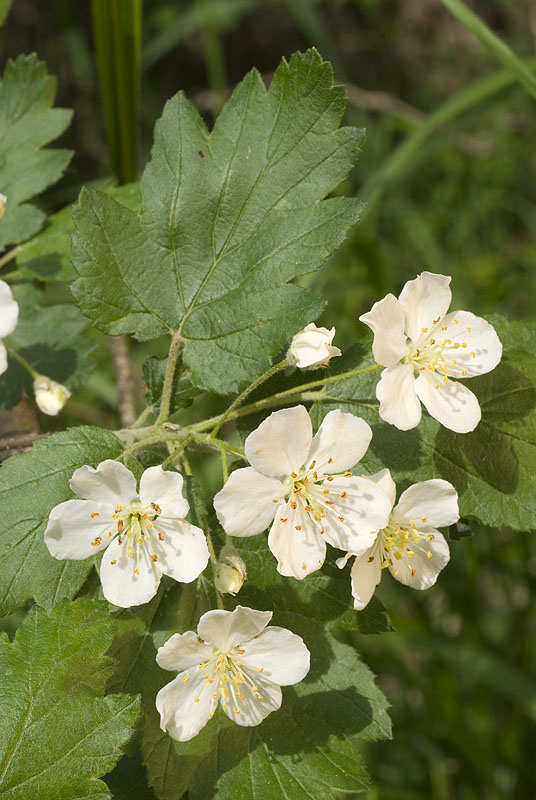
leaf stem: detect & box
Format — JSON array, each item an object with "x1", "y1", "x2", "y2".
[
  {"x1": 0, "y1": 246, "x2": 19, "y2": 270},
  {"x1": 4, "y1": 341, "x2": 39, "y2": 378},
  {"x1": 210, "y1": 358, "x2": 289, "y2": 438},
  {"x1": 156, "y1": 330, "x2": 183, "y2": 425}
]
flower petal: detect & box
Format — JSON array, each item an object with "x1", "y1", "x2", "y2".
[
  {"x1": 0, "y1": 280, "x2": 19, "y2": 338},
  {"x1": 99, "y1": 535, "x2": 161, "y2": 607},
  {"x1": 366, "y1": 468, "x2": 396, "y2": 508},
  {"x1": 156, "y1": 667, "x2": 212, "y2": 742},
  {"x1": 359, "y1": 293, "x2": 408, "y2": 367},
  {"x1": 349, "y1": 547, "x2": 382, "y2": 610},
  {"x1": 156, "y1": 631, "x2": 213, "y2": 671},
  {"x1": 0, "y1": 341, "x2": 7, "y2": 375},
  {"x1": 139, "y1": 466, "x2": 189, "y2": 518},
  {"x1": 390, "y1": 530, "x2": 449, "y2": 590},
  {"x1": 415, "y1": 372, "x2": 481, "y2": 432},
  {"x1": 376, "y1": 365, "x2": 422, "y2": 430},
  {"x1": 197, "y1": 606, "x2": 272, "y2": 651},
  {"x1": 392, "y1": 479, "x2": 459, "y2": 529},
  {"x1": 213, "y1": 467, "x2": 285, "y2": 537},
  {"x1": 222, "y1": 674, "x2": 281, "y2": 727},
  {"x1": 307, "y1": 410, "x2": 372, "y2": 475},
  {"x1": 70, "y1": 460, "x2": 138, "y2": 506},
  {"x1": 44, "y1": 499, "x2": 115, "y2": 559},
  {"x1": 268, "y1": 501, "x2": 326, "y2": 579},
  {"x1": 245, "y1": 405, "x2": 312, "y2": 478},
  {"x1": 440, "y1": 311, "x2": 502, "y2": 377},
  {"x1": 154, "y1": 518, "x2": 210, "y2": 583},
  {"x1": 239, "y1": 627, "x2": 310, "y2": 686},
  {"x1": 398, "y1": 272, "x2": 452, "y2": 344},
  {"x1": 313, "y1": 477, "x2": 391, "y2": 553}
]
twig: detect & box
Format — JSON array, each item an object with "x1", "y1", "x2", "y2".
[{"x1": 109, "y1": 336, "x2": 137, "y2": 427}]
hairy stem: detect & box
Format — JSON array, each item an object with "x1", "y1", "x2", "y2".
[
  {"x1": 156, "y1": 330, "x2": 183, "y2": 425},
  {"x1": 4, "y1": 341, "x2": 39, "y2": 378}
]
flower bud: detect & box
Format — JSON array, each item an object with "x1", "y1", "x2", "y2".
[
  {"x1": 0, "y1": 193, "x2": 6, "y2": 221},
  {"x1": 287, "y1": 323, "x2": 341, "y2": 369},
  {"x1": 214, "y1": 546, "x2": 247, "y2": 596},
  {"x1": 33, "y1": 375, "x2": 71, "y2": 416}
]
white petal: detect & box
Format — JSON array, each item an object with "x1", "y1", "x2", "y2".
[
  {"x1": 366, "y1": 468, "x2": 396, "y2": 508},
  {"x1": 70, "y1": 460, "x2": 138, "y2": 506},
  {"x1": 313, "y1": 477, "x2": 391, "y2": 552},
  {"x1": 154, "y1": 518, "x2": 210, "y2": 583},
  {"x1": 44, "y1": 499, "x2": 115, "y2": 559},
  {"x1": 197, "y1": 606, "x2": 272, "y2": 651},
  {"x1": 156, "y1": 667, "x2": 212, "y2": 742},
  {"x1": 139, "y1": 466, "x2": 189, "y2": 518},
  {"x1": 99, "y1": 535, "x2": 160, "y2": 607},
  {"x1": 268, "y1": 501, "x2": 326, "y2": 579},
  {"x1": 359, "y1": 293, "x2": 408, "y2": 367},
  {"x1": 376, "y1": 365, "x2": 422, "y2": 430},
  {"x1": 349, "y1": 547, "x2": 382, "y2": 610},
  {"x1": 245, "y1": 405, "x2": 312, "y2": 478},
  {"x1": 222, "y1": 673, "x2": 281, "y2": 727},
  {"x1": 288, "y1": 324, "x2": 340, "y2": 369},
  {"x1": 390, "y1": 530, "x2": 449, "y2": 590},
  {"x1": 213, "y1": 467, "x2": 285, "y2": 537},
  {"x1": 0, "y1": 341, "x2": 7, "y2": 375},
  {"x1": 415, "y1": 372, "x2": 481, "y2": 433},
  {"x1": 393, "y1": 479, "x2": 459, "y2": 529},
  {"x1": 0, "y1": 280, "x2": 19, "y2": 338},
  {"x1": 398, "y1": 272, "x2": 452, "y2": 344},
  {"x1": 156, "y1": 631, "x2": 213, "y2": 671},
  {"x1": 440, "y1": 311, "x2": 502, "y2": 377},
  {"x1": 239, "y1": 627, "x2": 310, "y2": 686},
  {"x1": 307, "y1": 410, "x2": 372, "y2": 475}
]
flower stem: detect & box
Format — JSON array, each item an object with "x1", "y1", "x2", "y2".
[
  {"x1": 156, "y1": 330, "x2": 183, "y2": 425},
  {"x1": 204, "y1": 526, "x2": 224, "y2": 610},
  {"x1": 209, "y1": 358, "x2": 289, "y2": 438},
  {"x1": 0, "y1": 247, "x2": 19, "y2": 271},
  {"x1": 4, "y1": 341, "x2": 39, "y2": 378}
]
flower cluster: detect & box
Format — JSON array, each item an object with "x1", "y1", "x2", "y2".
[{"x1": 41, "y1": 272, "x2": 501, "y2": 745}]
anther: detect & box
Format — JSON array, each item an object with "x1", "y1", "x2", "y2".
[
  {"x1": 471, "y1": 351, "x2": 476, "y2": 358},
  {"x1": 90, "y1": 512, "x2": 99, "y2": 518},
  {"x1": 116, "y1": 505, "x2": 123, "y2": 511},
  {"x1": 290, "y1": 501, "x2": 297, "y2": 509},
  {"x1": 338, "y1": 516, "x2": 344, "y2": 522},
  {"x1": 325, "y1": 500, "x2": 334, "y2": 505},
  {"x1": 295, "y1": 525, "x2": 302, "y2": 531},
  {"x1": 158, "y1": 532, "x2": 165, "y2": 540},
  {"x1": 421, "y1": 327, "x2": 428, "y2": 332},
  {"x1": 118, "y1": 535, "x2": 123, "y2": 544},
  {"x1": 134, "y1": 568, "x2": 139, "y2": 574},
  {"x1": 273, "y1": 499, "x2": 279, "y2": 503},
  {"x1": 327, "y1": 476, "x2": 334, "y2": 482},
  {"x1": 290, "y1": 472, "x2": 298, "y2": 478},
  {"x1": 309, "y1": 460, "x2": 316, "y2": 469},
  {"x1": 147, "y1": 522, "x2": 153, "y2": 529},
  {"x1": 280, "y1": 517, "x2": 288, "y2": 522},
  {"x1": 194, "y1": 697, "x2": 200, "y2": 703},
  {"x1": 340, "y1": 491, "x2": 347, "y2": 498},
  {"x1": 328, "y1": 457, "x2": 333, "y2": 464},
  {"x1": 454, "y1": 318, "x2": 459, "y2": 324},
  {"x1": 110, "y1": 560, "x2": 117, "y2": 565},
  {"x1": 368, "y1": 556, "x2": 374, "y2": 563},
  {"x1": 151, "y1": 502, "x2": 162, "y2": 514},
  {"x1": 237, "y1": 648, "x2": 245, "y2": 654},
  {"x1": 421, "y1": 516, "x2": 427, "y2": 522},
  {"x1": 411, "y1": 568, "x2": 416, "y2": 577},
  {"x1": 150, "y1": 554, "x2": 158, "y2": 562},
  {"x1": 106, "y1": 531, "x2": 113, "y2": 538},
  {"x1": 322, "y1": 489, "x2": 330, "y2": 495},
  {"x1": 461, "y1": 369, "x2": 466, "y2": 377},
  {"x1": 427, "y1": 551, "x2": 433, "y2": 559},
  {"x1": 433, "y1": 316, "x2": 441, "y2": 324},
  {"x1": 182, "y1": 676, "x2": 189, "y2": 682},
  {"x1": 91, "y1": 536, "x2": 102, "y2": 547},
  {"x1": 344, "y1": 471, "x2": 352, "y2": 478},
  {"x1": 257, "y1": 667, "x2": 264, "y2": 672}
]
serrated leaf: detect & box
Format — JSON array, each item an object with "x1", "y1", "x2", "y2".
[
  {"x1": 0, "y1": 54, "x2": 72, "y2": 248},
  {"x1": 72, "y1": 49, "x2": 363, "y2": 394},
  {"x1": 311, "y1": 318, "x2": 536, "y2": 533},
  {"x1": 0, "y1": 598, "x2": 140, "y2": 800},
  {"x1": 0, "y1": 284, "x2": 96, "y2": 410},
  {"x1": 16, "y1": 183, "x2": 141, "y2": 283},
  {"x1": 0, "y1": 426, "x2": 123, "y2": 615}
]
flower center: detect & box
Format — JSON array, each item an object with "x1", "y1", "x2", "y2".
[
  {"x1": 92, "y1": 499, "x2": 167, "y2": 574},
  {"x1": 377, "y1": 520, "x2": 435, "y2": 578},
  {"x1": 404, "y1": 321, "x2": 471, "y2": 386},
  {"x1": 193, "y1": 647, "x2": 266, "y2": 718}
]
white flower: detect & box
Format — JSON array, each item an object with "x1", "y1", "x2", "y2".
[
  {"x1": 0, "y1": 279, "x2": 19, "y2": 375},
  {"x1": 287, "y1": 323, "x2": 341, "y2": 369},
  {"x1": 0, "y1": 193, "x2": 6, "y2": 221},
  {"x1": 44, "y1": 460, "x2": 209, "y2": 607},
  {"x1": 213, "y1": 405, "x2": 392, "y2": 580},
  {"x1": 359, "y1": 272, "x2": 502, "y2": 433},
  {"x1": 33, "y1": 375, "x2": 71, "y2": 415},
  {"x1": 156, "y1": 605, "x2": 310, "y2": 742},
  {"x1": 337, "y1": 469, "x2": 459, "y2": 610},
  {"x1": 214, "y1": 543, "x2": 247, "y2": 596}
]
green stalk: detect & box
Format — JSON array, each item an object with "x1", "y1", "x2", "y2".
[
  {"x1": 439, "y1": 0, "x2": 536, "y2": 101},
  {"x1": 91, "y1": 0, "x2": 142, "y2": 184},
  {"x1": 4, "y1": 341, "x2": 39, "y2": 378}
]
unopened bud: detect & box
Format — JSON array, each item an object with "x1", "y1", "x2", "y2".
[
  {"x1": 214, "y1": 546, "x2": 247, "y2": 596},
  {"x1": 287, "y1": 323, "x2": 341, "y2": 369},
  {"x1": 33, "y1": 375, "x2": 71, "y2": 416},
  {"x1": 0, "y1": 193, "x2": 6, "y2": 221}
]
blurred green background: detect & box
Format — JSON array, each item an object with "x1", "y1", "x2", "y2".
[{"x1": 1, "y1": 1, "x2": 535, "y2": 798}]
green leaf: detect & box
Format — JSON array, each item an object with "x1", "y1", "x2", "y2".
[
  {"x1": 0, "y1": 598, "x2": 140, "y2": 800},
  {"x1": 0, "y1": 426, "x2": 123, "y2": 616},
  {"x1": 16, "y1": 182, "x2": 141, "y2": 282},
  {"x1": 311, "y1": 318, "x2": 536, "y2": 533},
  {"x1": 0, "y1": 55, "x2": 72, "y2": 248},
  {"x1": 0, "y1": 0, "x2": 12, "y2": 26},
  {"x1": 72, "y1": 49, "x2": 363, "y2": 394},
  {"x1": 0, "y1": 284, "x2": 96, "y2": 409},
  {"x1": 142, "y1": 355, "x2": 200, "y2": 413}
]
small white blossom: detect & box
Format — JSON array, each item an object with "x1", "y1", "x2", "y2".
[
  {"x1": 156, "y1": 605, "x2": 310, "y2": 742},
  {"x1": 287, "y1": 323, "x2": 341, "y2": 369},
  {"x1": 337, "y1": 469, "x2": 459, "y2": 609},
  {"x1": 33, "y1": 375, "x2": 71, "y2": 415},
  {"x1": 45, "y1": 460, "x2": 209, "y2": 607},
  {"x1": 359, "y1": 272, "x2": 502, "y2": 432},
  {"x1": 214, "y1": 543, "x2": 247, "y2": 596},
  {"x1": 0, "y1": 279, "x2": 19, "y2": 375},
  {"x1": 213, "y1": 405, "x2": 392, "y2": 580},
  {"x1": 0, "y1": 193, "x2": 6, "y2": 221}
]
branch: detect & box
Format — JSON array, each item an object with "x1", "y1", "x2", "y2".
[{"x1": 109, "y1": 336, "x2": 137, "y2": 427}]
